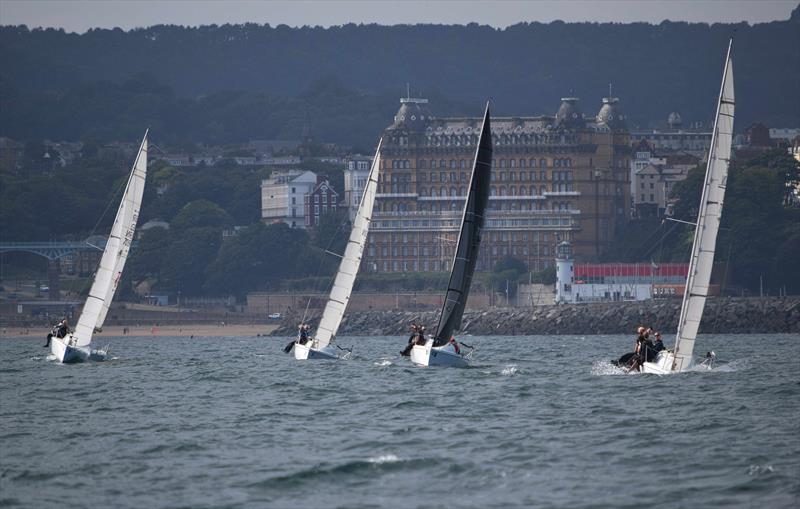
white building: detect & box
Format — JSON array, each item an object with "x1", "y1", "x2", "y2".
[
  {"x1": 555, "y1": 242, "x2": 691, "y2": 303},
  {"x1": 630, "y1": 140, "x2": 698, "y2": 218},
  {"x1": 261, "y1": 170, "x2": 318, "y2": 229},
  {"x1": 343, "y1": 155, "x2": 373, "y2": 221},
  {"x1": 770, "y1": 128, "x2": 800, "y2": 142}
]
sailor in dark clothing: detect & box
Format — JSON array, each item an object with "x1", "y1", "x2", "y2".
[
  {"x1": 45, "y1": 318, "x2": 70, "y2": 348},
  {"x1": 401, "y1": 324, "x2": 426, "y2": 356},
  {"x1": 641, "y1": 328, "x2": 658, "y2": 363},
  {"x1": 652, "y1": 332, "x2": 666, "y2": 353},
  {"x1": 627, "y1": 326, "x2": 648, "y2": 371},
  {"x1": 298, "y1": 324, "x2": 310, "y2": 345},
  {"x1": 283, "y1": 323, "x2": 310, "y2": 353}
]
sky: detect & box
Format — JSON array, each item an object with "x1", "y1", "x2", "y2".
[{"x1": 0, "y1": 0, "x2": 796, "y2": 32}]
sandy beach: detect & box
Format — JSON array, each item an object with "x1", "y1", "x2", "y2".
[{"x1": 1, "y1": 323, "x2": 281, "y2": 339}]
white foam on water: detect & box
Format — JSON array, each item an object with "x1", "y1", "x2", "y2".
[
  {"x1": 367, "y1": 454, "x2": 400, "y2": 464},
  {"x1": 374, "y1": 359, "x2": 393, "y2": 367},
  {"x1": 501, "y1": 364, "x2": 518, "y2": 376},
  {"x1": 747, "y1": 464, "x2": 775, "y2": 476},
  {"x1": 591, "y1": 359, "x2": 627, "y2": 376}
]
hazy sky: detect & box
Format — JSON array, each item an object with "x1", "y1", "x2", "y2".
[{"x1": 1, "y1": 0, "x2": 796, "y2": 32}]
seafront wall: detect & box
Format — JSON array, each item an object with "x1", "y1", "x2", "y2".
[{"x1": 270, "y1": 296, "x2": 800, "y2": 336}]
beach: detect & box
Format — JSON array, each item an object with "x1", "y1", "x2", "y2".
[{"x1": 0, "y1": 323, "x2": 280, "y2": 339}]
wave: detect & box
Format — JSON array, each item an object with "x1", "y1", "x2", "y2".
[
  {"x1": 591, "y1": 359, "x2": 627, "y2": 376},
  {"x1": 248, "y1": 455, "x2": 437, "y2": 490},
  {"x1": 500, "y1": 364, "x2": 519, "y2": 376}
]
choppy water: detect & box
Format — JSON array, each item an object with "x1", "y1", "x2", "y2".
[{"x1": 1, "y1": 333, "x2": 798, "y2": 508}]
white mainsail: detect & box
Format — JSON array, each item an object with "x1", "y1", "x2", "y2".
[
  {"x1": 314, "y1": 140, "x2": 382, "y2": 348},
  {"x1": 73, "y1": 131, "x2": 149, "y2": 346},
  {"x1": 672, "y1": 42, "x2": 734, "y2": 372}
]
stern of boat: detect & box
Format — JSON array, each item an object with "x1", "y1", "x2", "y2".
[
  {"x1": 294, "y1": 340, "x2": 339, "y2": 360},
  {"x1": 50, "y1": 335, "x2": 90, "y2": 364},
  {"x1": 641, "y1": 352, "x2": 675, "y2": 375},
  {"x1": 411, "y1": 341, "x2": 469, "y2": 368}
]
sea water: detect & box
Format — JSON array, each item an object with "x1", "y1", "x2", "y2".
[{"x1": 1, "y1": 334, "x2": 798, "y2": 508}]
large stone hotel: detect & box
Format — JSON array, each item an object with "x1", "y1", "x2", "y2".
[{"x1": 350, "y1": 94, "x2": 631, "y2": 274}]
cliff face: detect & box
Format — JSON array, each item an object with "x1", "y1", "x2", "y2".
[{"x1": 272, "y1": 297, "x2": 800, "y2": 337}]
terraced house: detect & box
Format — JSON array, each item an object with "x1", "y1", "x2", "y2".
[{"x1": 363, "y1": 95, "x2": 631, "y2": 273}]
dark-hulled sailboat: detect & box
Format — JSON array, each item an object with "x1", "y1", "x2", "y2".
[{"x1": 408, "y1": 103, "x2": 493, "y2": 367}]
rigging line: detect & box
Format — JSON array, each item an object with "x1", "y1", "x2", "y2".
[{"x1": 300, "y1": 212, "x2": 353, "y2": 325}]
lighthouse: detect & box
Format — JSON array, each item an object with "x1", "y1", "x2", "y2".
[{"x1": 555, "y1": 241, "x2": 574, "y2": 303}]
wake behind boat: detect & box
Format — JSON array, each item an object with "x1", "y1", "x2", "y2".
[
  {"x1": 45, "y1": 130, "x2": 149, "y2": 363},
  {"x1": 615, "y1": 40, "x2": 734, "y2": 374},
  {"x1": 285, "y1": 139, "x2": 383, "y2": 360},
  {"x1": 403, "y1": 102, "x2": 493, "y2": 368}
]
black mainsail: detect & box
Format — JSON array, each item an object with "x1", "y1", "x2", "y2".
[{"x1": 433, "y1": 103, "x2": 493, "y2": 346}]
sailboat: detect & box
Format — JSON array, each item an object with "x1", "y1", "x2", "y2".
[
  {"x1": 409, "y1": 103, "x2": 493, "y2": 368},
  {"x1": 622, "y1": 41, "x2": 734, "y2": 374},
  {"x1": 293, "y1": 139, "x2": 383, "y2": 360},
  {"x1": 48, "y1": 130, "x2": 149, "y2": 363}
]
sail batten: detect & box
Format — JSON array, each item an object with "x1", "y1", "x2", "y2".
[
  {"x1": 314, "y1": 140, "x2": 383, "y2": 348},
  {"x1": 433, "y1": 104, "x2": 493, "y2": 344},
  {"x1": 672, "y1": 42, "x2": 734, "y2": 371},
  {"x1": 73, "y1": 131, "x2": 148, "y2": 346}
]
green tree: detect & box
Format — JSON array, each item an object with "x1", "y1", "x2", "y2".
[
  {"x1": 204, "y1": 222, "x2": 315, "y2": 296},
  {"x1": 171, "y1": 199, "x2": 233, "y2": 231}
]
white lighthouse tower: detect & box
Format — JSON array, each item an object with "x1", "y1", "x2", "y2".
[{"x1": 555, "y1": 241, "x2": 574, "y2": 304}]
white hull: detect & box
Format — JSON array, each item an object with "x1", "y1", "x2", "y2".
[
  {"x1": 293, "y1": 341, "x2": 340, "y2": 360},
  {"x1": 410, "y1": 341, "x2": 469, "y2": 368},
  {"x1": 49, "y1": 335, "x2": 90, "y2": 364},
  {"x1": 640, "y1": 351, "x2": 676, "y2": 375}
]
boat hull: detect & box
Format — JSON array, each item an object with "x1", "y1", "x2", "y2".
[
  {"x1": 293, "y1": 341, "x2": 339, "y2": 360},
  {"x1": 49, "y1": 335, "x2": 90, "y2": 364},
  {"x1": 410, "y1": 341, "x2": 469, "y2": 368}
]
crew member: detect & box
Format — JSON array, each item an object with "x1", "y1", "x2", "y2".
[
  {"x1": 401, "y1": 324, "x2": 425, "y2": 356},
  {"x1": 652, "y1": 332, "x2": 666, "y2": 353}
]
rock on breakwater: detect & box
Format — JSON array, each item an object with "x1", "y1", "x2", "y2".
[{"x1": 270, "y1": 297, "x2": 800, "y2": 337}]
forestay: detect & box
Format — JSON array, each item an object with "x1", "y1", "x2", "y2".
[
  {"x1": 433, "y1": 104, "x2": 493, "y2": 345},
  {"x1": 73, "y1": 131, "x2": 149, "y2": 346},
  {"x1": 314, "y1": 140, "x2": 383, "y2": 348},
  {"x1": 672, "y1": 42, "x2": 734, "y2": 371}
]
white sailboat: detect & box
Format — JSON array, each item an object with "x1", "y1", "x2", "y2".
[
  {"x1": 48, "y1": 130, "x2": 149, "y2": 363},
  {"x1": 636, "y1": 41, "x2": 734, "y2": 374},
  {"x1": 293, "y1": 139, "x2": 383, "y2": 360},
  {"x1": 408, "y1": 103, "x2": 493, "y2": 368}
]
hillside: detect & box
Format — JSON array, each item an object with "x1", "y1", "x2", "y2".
[{"x1": 1, "y1": 8, "x2": 799, "y2": 147}]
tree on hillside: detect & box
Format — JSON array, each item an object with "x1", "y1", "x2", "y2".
[
  {"x1": 171, "y1": 199, "x2": 234, "y2": 231},
  {"x1": 203, "y1": 222, "x2": 317, "y2": 296}
]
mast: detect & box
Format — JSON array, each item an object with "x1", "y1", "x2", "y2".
[
  {"x1": 73, "y1": 130, "x2": 149, "y2": 346},
  {"x1": 314, "y1": 139, "x2": 383, "y2": 348},
  {"x1": 672, "y1": 41, "x2": 734, "y2": 371},
  {"x1": 433, "y1": 103, "x2": 493, "y2": 345}
]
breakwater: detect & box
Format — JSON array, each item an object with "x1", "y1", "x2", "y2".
[{"x1": 271, "y1": 296, "x2": 800, "y2": 336}]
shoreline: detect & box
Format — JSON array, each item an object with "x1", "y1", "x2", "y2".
[{"x1": 0, "y1": 323, "x2": 280, "y2": 339}]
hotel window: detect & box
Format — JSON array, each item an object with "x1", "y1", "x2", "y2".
[
  {"x1": 510, "y1": 172, "x2": 516, "y2": 181},
  {"x1": 440, "y1": 159, "x2": 446, "y2": 168},
  {"x1": 540, "y1": 159, "x2": 547, "y2": 168},
  {"x1": 510, "y1": 159, "x2": 516, "y2": 168},
  {"x1": 440, "y1": 172, "x2": 446, "y2": 182},
  {"x1": 450, "y1": 159, "x2": 457, "y2": 169},
  {"x1": 500, "y1": 159, "x2": 506, "y2": 168},
  {"x1": 460, "y1": 160, "x2": 467, "y2": 169},
  {"x1": 450, "y1": 172, "x2": 457, "y2": 182},
  {"x1": 314, "y1": 205, "x2": 319, "y2": 214},
  {"x1": 530, "y1": 172, "x2": 536, "y2": 181},
  {"x1": 314, "y1": 195, "x2": 319, "y2": 203}
]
